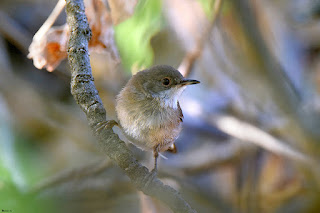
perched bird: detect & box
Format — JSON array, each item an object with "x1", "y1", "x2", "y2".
[{"x1": 115, "y1": 65, "x2": 200, "y2": 170}]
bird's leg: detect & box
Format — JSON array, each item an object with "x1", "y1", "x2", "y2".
[
  {"x1": 153, "y1": 150, "x2": 159, "y2": 172},
  {"x1": 95, "y1": 120, "x2": 119, "y2": 133},
  {"x1": 152, "y1": 145, "x2": 160, "y2": 173},
  {"x1": 141, "y1": 145, "x2": 160, "y2": 189}
]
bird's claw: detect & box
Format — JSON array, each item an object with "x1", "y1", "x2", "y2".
[
  {"x1": 95, "y1": 120, "x2": 118, "y2": 133},
  {"x1": 143, "y1": 168, "x2": 158, "y2": 190}
]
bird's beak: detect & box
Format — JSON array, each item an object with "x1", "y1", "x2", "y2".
[{"x1": 179, "y1": 79, "x2": 200, "y2": 86}]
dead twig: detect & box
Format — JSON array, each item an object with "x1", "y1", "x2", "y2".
[
  {"x1": 174, "y1": 140, "x2": 251, "y2": 175},
  {"x1": 179, "y1": 0, "x2": 223, "y2": 77},
  {"x1": 213, "y1": 115, "x2": 311, "y2": 164},
  {"x1": 32, "y1": 0, "x2": 66, "y2": 42},
  {"x1": 31, "y1": 159, "x2": 111, "y2": 193}
]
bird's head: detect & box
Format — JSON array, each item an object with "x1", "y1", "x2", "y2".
[{"x1": 130, "y1": 65, "x2": 200, "y2": 108}]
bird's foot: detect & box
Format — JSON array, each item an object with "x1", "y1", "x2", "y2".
[
  {"x1": 95, "y1": 120, "x2": 118, "y2": 133},
  {"x1": 150, "y1": 167, "x2": 158, "y2": 176},
  {"x1": 142, "y1": 168, "x2": 158, "y2": 190},
  {"x1": 153, "y1": 145, "x2": 160, "y2": 171}
]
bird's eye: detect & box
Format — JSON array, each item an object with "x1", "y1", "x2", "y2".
[{"x1": 162, "y1": 77, "x2": 171, "y2": 86}]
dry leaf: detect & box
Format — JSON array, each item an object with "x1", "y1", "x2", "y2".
[
  {"x1": 28, "y1": 0, "x2": 120, "y2": 72},
  {"x1": 109, "y1": 0, "x2": 138, "y2": 25},
  {"x1": 86, "y1": 0, "x2": 119, "y2": 60},
  {"x1": 28, "y1": 24, "x2": 69, "y2": 72}
]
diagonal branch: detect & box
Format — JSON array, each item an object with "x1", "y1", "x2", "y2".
[
  {"x1": 65, "y1": 0, "x2": 196, "y2": 212},
  {"x1": 179, "y1": 0, "x2": 223, "y2": 77},
  {"x1": 31, "y1": 159, "x2": 111, "y2": 193}
]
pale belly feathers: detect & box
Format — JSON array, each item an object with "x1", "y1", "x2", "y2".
[{"x1": 116, "y1": 97, "x2": 182, "y2": 152}]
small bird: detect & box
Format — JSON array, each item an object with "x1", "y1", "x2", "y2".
[{"x1": 115, "y1": 65, "x2": 200, "y2": 171}]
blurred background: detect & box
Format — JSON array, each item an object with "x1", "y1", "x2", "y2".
[{"x1": 1, "y1": 0, "x2": 320, "y2": 212}]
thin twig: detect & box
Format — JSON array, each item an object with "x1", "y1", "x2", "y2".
[
  {"x1": 0, "y1": 11, "x2": 32, "y2": 53},
  {"x1": 32, "y1": 0, "x2": 66, "y2": 42},
  {"x1": 65, "y1": 0, "x2": 196, "y2": 212},
  {"x1": 213, "y1": 115, "x2": 311, "y2": 164},
  {"x1": 179, "y1": 0, "x2": 223, "y2": 77},
  {"x1": 167, "y1": 140, "x2": 252, "y2": 175},
  {"x1": 31, "y1": 159, "x2": 111, "y2": 193}
]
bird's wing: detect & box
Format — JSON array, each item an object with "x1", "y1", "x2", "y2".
[{"x1": 177, "y1": 101, "x2": 184, "y2": 122}]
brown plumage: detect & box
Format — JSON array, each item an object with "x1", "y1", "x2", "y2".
[{"x1": 115, "y1": 65, "x2": 199, "y2": 170}]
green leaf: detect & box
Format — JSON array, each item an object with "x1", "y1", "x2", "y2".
[
  {"x1": 115, "y1": 0, "x2": 163, "y2": 73},
  {"x1": 0, "y1": 157, "x2": 11, "y2": 183},
  {"x1": 198, "y1": 0, "x2": 231, "y2": 19},
  {"x1": 198, "y1": 0, "x2": 215, "y2": 18}
]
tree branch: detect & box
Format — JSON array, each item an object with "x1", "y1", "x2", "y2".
[{"x1": 65, "y1": 0, "x2": 196, "y2": 212}]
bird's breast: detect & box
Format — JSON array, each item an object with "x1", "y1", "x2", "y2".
[{"x1": 116, "y1": 97, "x2": 182, "y2": 151}]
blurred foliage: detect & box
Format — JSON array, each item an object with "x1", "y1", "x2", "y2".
[
  {"x1": 115, "y1": 0, "x2": 163, "y2": 73},
  {"x1": 0, "y1": 128, "x2": 56, "y2": 213},
  {"x1": 0, "y1": 182, "x2": 56, "y2": 213},
  {"x1": 197, "y1": 0, "x2": 230, "y2": 19},
  {"x1": 0, "y1": 155, "x2": 11, "y2": 184},
  {"x1": 1, "y1": 0, "x2": 320, "y2": 212},
  {"x1": 198, "y1": 0, "x2": 215, "y2": 18}
]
